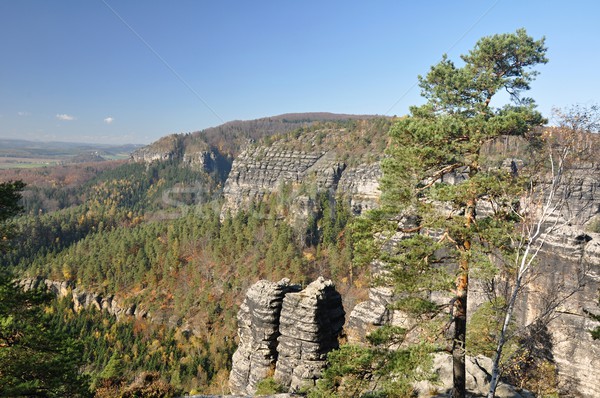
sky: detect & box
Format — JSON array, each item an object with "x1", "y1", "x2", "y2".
[{"x1": 1, "y1": 1, "x2": 599, "y2": 145}]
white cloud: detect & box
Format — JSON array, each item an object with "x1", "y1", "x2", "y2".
[
  {"x1": 17, "y1": 111, "x2": 30, "y2": 116},
  {"x1": 56, "y1": 113, "x2": 76, "y2": 121},
  {"x1": 104, "y1": 116, "x2": 114, "y2": 124}
]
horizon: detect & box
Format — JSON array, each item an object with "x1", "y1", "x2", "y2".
[{"x1": 2, "y1": 1, "x2": 599, "y2": 145}]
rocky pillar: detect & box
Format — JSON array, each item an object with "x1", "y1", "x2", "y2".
[
  {"x1": 228, "y1": 278, "x2": 300, "y2": 395},
  {"x1": 274, "y1": 277, "x2": 345, "y2": 391}
]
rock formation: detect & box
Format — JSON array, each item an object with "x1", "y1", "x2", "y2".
[
  {"x1": 345, "y1": 159, "x2": 600, "y2": 397},
  {"x1": 229, "y1": 277, "x2": 345, "y2": 395},
  {"x1": 228, "y1": 279, "x2": 301, "y2": 395},
  {"x1": 414, "y1": 354, "x2": 532, "y2": 398},
  {"x1": 221, "y1": 143, "x2": 380, "y2": 220},
  {"x1": 20, "y1": 277, "x2": 146, "y2": 320},
  {"x1": 274, "y1": 277, "x2": 345, "y2": 391}
]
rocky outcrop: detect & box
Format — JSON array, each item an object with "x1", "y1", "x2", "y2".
[
  {"x1": 20, "y1": 277, "x2": 146, "y2": 320},
  {"x1": 229, "y1": 278, "x2": 345, "y2": 395},
  {"x1": 274, "y1": 277, "x2": 345, "y2": 391},
  {"x1": 131, "y1": 133, "x2": 230, "y2": 176},
  {"x1": 517, "y1": 230, "x2": 600, "y2": 397},
  {"x1": 338, "y1": 163, "x2": 381, "y2": 214},
  {"x1": 346, "y1": 154, "x2": 600, "y2": 397},
  {"x1": 131, "y1": 134, "x2": 183, "y2": 163},
  {"x1": 228, "y1": 279, "x2": 301, "y2": 396},
  {"x1": 20, "y1": 277, "x2": 73, "y2": 298},
  {"x1": 221, "y1": 147, "x2": 324, "y2": 217},
  {"x1": 221, "y1": 142, "x2": 380, "y2": 219},
  {"x1": 346, "y1": 284, "x2": 395, "y2": 344},
  {"x1": 414, "y1": 354, "x2": 532, "y2": 398}
]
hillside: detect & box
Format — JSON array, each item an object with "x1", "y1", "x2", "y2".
[
  {"x1": 1, "y1": 114, "x2": 388, "y2": 395},
  {"x1": 131, "y1": 112, "x2": 384, "y2": 162}
]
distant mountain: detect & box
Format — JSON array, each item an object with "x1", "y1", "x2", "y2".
[
  {"x1": 0, "y1": 138, "x2": 141, "y2": 156},
  {"x1": 0, "y1": 139, "x2": 141, "y2": 168}
]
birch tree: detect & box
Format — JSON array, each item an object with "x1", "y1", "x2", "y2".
[{"x1": 486, "y1": 104, "x2": 599, "y2": 397}]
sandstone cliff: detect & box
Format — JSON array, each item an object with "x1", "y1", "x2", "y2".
[
  {"x1": 228, "y1": 279, "x2": 301, "y2": 395},
  {"x1": 229, "y1": 277, "x2": 344, "y2": 395},
  {"x1": 346, "y1": 155, "x2": 600, "y2": 397},
  {"x1": 20, "y1": 277, "x2": 147, "y2": 320},
  {"x1": 221, "y1": 120, "x2": 389, "y2": 219}
]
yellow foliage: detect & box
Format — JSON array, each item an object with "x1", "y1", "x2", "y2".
[{"x1": 303, "y1": 250, "x2": 315, "y2": 261}]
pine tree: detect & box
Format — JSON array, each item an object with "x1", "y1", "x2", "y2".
[{"x1": 368, "y1": 29, "x2": 548, "y2": 398}]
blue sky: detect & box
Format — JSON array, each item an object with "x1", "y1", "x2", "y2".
[{"x1": 1, "y1": 1, "x2": 599, "y2": 144}]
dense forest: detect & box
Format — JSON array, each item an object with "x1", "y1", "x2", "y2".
[{"x1": 0, "y1": 117, "x2": 374, "y2": 396}]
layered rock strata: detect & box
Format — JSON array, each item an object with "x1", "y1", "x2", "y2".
[
  {"x1": 346, "y1": 157, "x2": 600, "y2": 397},
  {"x1": 228, "y1": 279, "x2": 301, "y2": 395},
  {"x1": 229, "y1": 277, "x2": 345, "y2": 395},
  {"x1": 221, "y1": 143, "x2": 380, "y2": 218},
  {"x1": 274, "y1": 277, "x2": 345, "y2": 391}
]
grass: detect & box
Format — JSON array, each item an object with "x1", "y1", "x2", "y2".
[{"x1": 0, "y1": 160, "x2": 60, "y2": 169}]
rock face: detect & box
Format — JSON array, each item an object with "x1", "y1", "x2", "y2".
[
  {"x1": 338, "y1": 163, "x2": 382, "y2": 215},
  {"x1": 229, "y1": 277, "x2": 345, "y2": 395},
  {"x1": 274, "y1": 277, "x2": 345, "y2": 391},
  {"x1": 20, "y1": 277, "x2": 145, "y2": 320},
  {"x1": 228, "y1": 279, "x2": 301, "y2": 395},
  {"x1": 20, "y1": 277, "x2": 73, "y2": 298},
  {"x1": 522, "y1": 161, "x2": 600, "y2": 397},
  {"x1": 414, "y1": 354, "x2": 531, "y2": 398},
  {"x1": 346, "y1": 160, "x2": 600, "y2": 397},
  {"x1": 519, "y1": 229, "x2": 600, "y2": 397},
  {"x1": 131, "y1": 133, "x2": 230, "y2": 176},
  {"x1": 131, "y1": 134, "x2": 184, "y2": 163},
  {"x1": 221, "y1": 142, "x2": 380, "y2": 219},
  {"x1": 346, "y1": 283, "x2": 395, "y2": 344}
]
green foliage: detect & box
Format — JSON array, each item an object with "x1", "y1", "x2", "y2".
[
  {"x1": 0, "y1": 180, "x2": 25, "y2": 253},
  {"x1": 1, "y1": 119, "x2": 386, "y2": 395},
  {"x1": 45, "y1": 300, "x2": 200, "y2": 394},
  {"x1": 419, "y1": 28, "x2": 547, "y2": 116},
  {"x1": 0, "y1": 275, "x2": 91, "y2": 397},
  {"x1": 255, "y1": 377, "x2": 287, "y2": 395},
  {"x1": 466, "y1": 300, "x2": 509, "y2": 357},
  {"x1": 586, "y1": 216, "x2": 600, "y2": 234},
  {"x1": 586, "y1": 298, "x2": 600, "y2": 340},
  {"x1": 349, "y1": 29, "x2": 548, "y2": 397},
  {"x1": 310, "y1": 333, "x2": 435, "y2": 398},
  {"x1": 267, "y1": 118, "x2": 392, "y2": 167},
  {"x1": 11, "y1": 190, "x2": 349, "y2": 393},
  {"x1": 0, "y1": 180, "x2": 89, "y2": 397}
]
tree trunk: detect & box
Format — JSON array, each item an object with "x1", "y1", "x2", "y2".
[
  {"x1": 452, "y1": 262, "x2": 468, "y2": 398},
  {"x1": 453, "y1": 199, "x2": 475, "y2": 398}
]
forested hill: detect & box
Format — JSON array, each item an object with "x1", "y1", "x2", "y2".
[
  {"x1": 131, "y1": 112, "x2": 383, "y2": 162},
  {"x1": 1, "y1": 114, "x2": 391, "y2": 395}
]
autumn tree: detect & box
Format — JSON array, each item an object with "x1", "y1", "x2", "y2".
[{"x1": 372, "y1": 29, "x2": 548, "y2": 398}]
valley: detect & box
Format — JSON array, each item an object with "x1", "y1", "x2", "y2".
[
  {"x1": 2, "y1": 110, "x2": 599, "y2": 397},
  {"x1": 0, "y1": 139, "x2": 138, "y2": 169}
]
